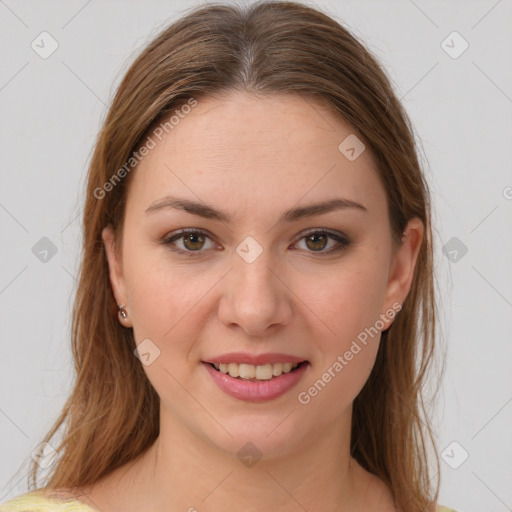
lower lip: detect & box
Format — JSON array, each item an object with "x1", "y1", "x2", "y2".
[{"x1": 202, "y1": 362, "x2": 309, "y2": 402}]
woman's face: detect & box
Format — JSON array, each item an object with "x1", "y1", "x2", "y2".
[{"x1": 103, "y1": 91, "x2": 422, "y2": 459}]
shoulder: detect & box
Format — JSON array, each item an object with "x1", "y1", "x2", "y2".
[
  {"x1": 437, "y1": 506, "x2": 459, "y2": 512},
  {"x1": 0, "y1": 490, "x2": 97, "y2": 512}
]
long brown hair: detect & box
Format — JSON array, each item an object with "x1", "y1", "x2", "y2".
[{"x1": 21, "y1": 1, "x2": 442, "y2": 510}]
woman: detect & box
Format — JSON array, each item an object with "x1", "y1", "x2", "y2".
[{"x1": 0, "y1": 1, "x2": 456, "y2": 511}]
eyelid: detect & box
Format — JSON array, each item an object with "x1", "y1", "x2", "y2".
[{"x1": 297, "y1": 227, "x2": 349, "y2": 241}]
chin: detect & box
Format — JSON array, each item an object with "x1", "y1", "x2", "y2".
[{"x1": 195, "y1": 411, "x2": 312, "y2": 462}]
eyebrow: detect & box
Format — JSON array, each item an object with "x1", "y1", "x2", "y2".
[{"x1": 145, "y1": 195, "x2": 367, "y2": 223}]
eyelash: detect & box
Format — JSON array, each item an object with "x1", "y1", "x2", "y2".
[{"x1": 160, "y1": 228, "x2": 350, "y2": 257}]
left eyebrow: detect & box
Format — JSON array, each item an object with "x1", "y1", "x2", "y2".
[{"x1": 145, "y1": 195, "x2": 368, "y2": 223}]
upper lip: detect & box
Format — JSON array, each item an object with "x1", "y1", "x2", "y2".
[{"x1": 203, "y1": 352, "x2": 307, "y2": 365}]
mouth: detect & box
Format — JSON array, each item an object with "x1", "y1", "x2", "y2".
[
  {"x1": 206, "y1": 361, "x2": 308, "y2": 381},
  {"x1": 202, "y1": 359, "x2": 310, "y2": 402}
]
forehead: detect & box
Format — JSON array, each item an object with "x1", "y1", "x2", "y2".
[{"x1": 127, "y1": 91, "x2": 385, "y2": 216}]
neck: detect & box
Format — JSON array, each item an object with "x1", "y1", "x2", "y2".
[{"x1": 129, "y1": 405, "x2": 369, "y2": 512}]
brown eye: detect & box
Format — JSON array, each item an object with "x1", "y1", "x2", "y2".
[
  {"x1": 305, "y1": 233, "x2": 328, "y2": 251},
  {"x1": 162, "y1": 229, "x2": 216, "y2": 255},
  {"x1": 182, "y1": 232, "x2": 206, "y2": 251},
  {"x1": 294, "y1": 230, "x2": 350, "y2": 255}
]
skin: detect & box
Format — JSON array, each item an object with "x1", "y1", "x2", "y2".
[{"x1": 78, "y1": 91, "x2": 423, "y2": 512}]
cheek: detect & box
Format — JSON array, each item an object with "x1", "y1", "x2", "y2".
[
  {"x1": 300, "y1": 341, "x2": 380, "y2": 415},
  {"x1": 122, "y1": 245, "x2": 208, "y2": 346},
  {"x1": 302, "y1": 255, "x2": 389, "y2": 344},
  {"x1": 295, "y1": 251, "x2": 388, "y2": 398},
  {"x1": 296, "y1": 268, "x2": 385, "y2": 410}
]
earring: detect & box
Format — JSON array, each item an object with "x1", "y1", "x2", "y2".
[{"x1": 118, "y1": 304, "x2": 128, "y2": 319}]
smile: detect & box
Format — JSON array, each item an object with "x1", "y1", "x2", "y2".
[
  {"x1": 203, "y1": 361, "x2": 309, "y2": 402},
  {"x1": 212, "y1": 362, "x2": 301, "y2": 380}
]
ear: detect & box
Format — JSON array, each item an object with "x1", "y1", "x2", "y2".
[
  {"x1": 102, "y1": 225, "x2": 132, "y2": 327},
  {"x1": 381, "y1": 217, "x2": 424, "y2": 329}
]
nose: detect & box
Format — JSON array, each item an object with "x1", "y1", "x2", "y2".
[{"x1": 218, "y1": 248, "x2": 293, "y2": 337}]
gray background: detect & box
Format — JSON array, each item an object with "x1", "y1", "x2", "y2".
[{"x1": 1, "y1": 1, "x2": 511, "y2": 511}]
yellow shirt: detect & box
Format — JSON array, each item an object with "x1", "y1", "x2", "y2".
[
  {"x1": 0, "y1": 490, "x2": 459, "y2": 511},
  {"x1": 0, "y1": 490, "x2": 95, "y2": 511}
]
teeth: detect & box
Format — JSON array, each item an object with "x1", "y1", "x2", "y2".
[
  {"x1": 227, "y1": 363, "x2": 239, "y2": 377},
  {"x1": 255, "y1": 364, "x2": 272, "y2": 380},
  {"x1": 239, "y1": 363, "x2": 256, "y2": 379},
  {"x1": 272, "y1": 362, "x2": 283, "y2": 376},
  {"x1": 213, "y1": 362, "x2": 300, "y2": 380}
]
